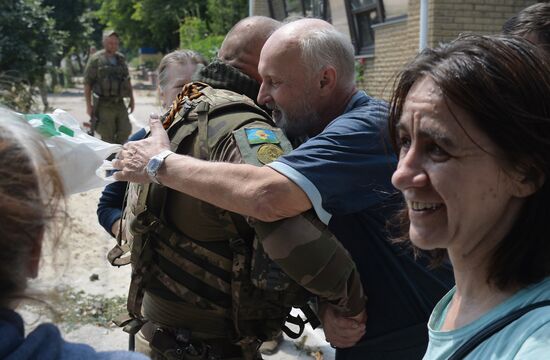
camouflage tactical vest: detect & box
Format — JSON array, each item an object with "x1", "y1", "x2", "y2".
[
  {"x1": 114, "y1": 83, "x2": 314, "y2": 351},
  {"x1": 90, "y1": 51, "x2": 132, "y2": 98}
]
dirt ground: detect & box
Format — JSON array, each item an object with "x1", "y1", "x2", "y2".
[{"x1": 19, "y1": 85, "x2": 335, "y2": 360}]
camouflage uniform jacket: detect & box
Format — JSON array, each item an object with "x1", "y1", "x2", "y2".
[{"x1": 84, "y1": 49, "x2": 132, "y2": 98}]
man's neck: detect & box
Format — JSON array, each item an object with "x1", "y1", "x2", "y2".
[{"x1": 316, "y1": 86, "x2": 358, "y2": 133}]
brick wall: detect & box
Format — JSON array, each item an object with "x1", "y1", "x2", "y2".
[
  {"x1": 363, "y1": 0, "x2": 537, "y2": 99},
  {"x1": 361, "y1": 17, "x2": 409, "y2": 99},
  {"x1": 431, "y1": 0, "x2": 536, "y2": 44},
  {"x1": 252, "y1": 0, "x2": 538, "y2": 100},
  {"x1": 361, "y1": 0, "x2": 420, "y2": 99}
]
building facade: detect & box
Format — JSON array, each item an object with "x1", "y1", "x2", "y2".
[{"x1": 252, "y1": 0, "x2": 538, "y2": 99}]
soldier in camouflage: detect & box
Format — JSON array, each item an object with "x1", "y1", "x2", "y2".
[
  {"x1": 111, "y1": 17, "x2": 365, "y2": 360},
  {"x1": 84, "y1": 30, "x2": 134, "y2": 144}
]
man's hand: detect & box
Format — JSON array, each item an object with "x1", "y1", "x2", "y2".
[
  {"x1": 320, "y1": 303, "x2": 367, "y2": 349},
  {"x1": 112, "y1": 114, "x2": 170, "y2": 183}
]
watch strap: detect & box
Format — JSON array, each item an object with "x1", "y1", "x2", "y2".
[{"x1": 147, "y1": 150, "x2": 174, "y2": 184}]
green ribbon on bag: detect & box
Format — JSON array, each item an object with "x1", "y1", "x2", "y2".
[{"x1": 24, "y1": 114, "x2": 75, "y2": 138}]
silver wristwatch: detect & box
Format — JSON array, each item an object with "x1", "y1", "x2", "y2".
[{"x1": 146, "y1": 150, "x2": 174, "y2": 184}]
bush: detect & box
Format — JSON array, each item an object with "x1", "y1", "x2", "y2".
[{"x1": 0, "y1": 72, "x2": 36, "y2": 113}]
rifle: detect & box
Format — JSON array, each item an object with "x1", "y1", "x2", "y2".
[{"x1": 84, "y1": 94, "x2": 99, "y2": 136}]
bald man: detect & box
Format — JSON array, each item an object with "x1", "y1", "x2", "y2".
[
  {"x1": 115, "y1": 19, "x2": 453, "y2": 359},
  {"x1": 109, "y1": 16, "x2": 366, "y2": 360}
]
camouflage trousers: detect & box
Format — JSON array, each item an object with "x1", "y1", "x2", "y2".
[{"x1": 95, "y1": 97, "x2": 131, "y2": 144}]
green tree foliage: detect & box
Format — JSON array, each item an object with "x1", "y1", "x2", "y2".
[
  {"x1": 95, "y1": 0, "x2": 151, "y2": 51},
  {"x1": 179, "y1": 17, "x2": 224, "y2": 61},
  {"x1": 0, "y1": 0, "x2": 63, "y2": 111},
  {"x1": 96, "y1": 0, "x2": 204, "y2": 52},
  {"x1": 206, "y1": 0, "x2": 248, "y2": 35},
  {"x1": 95, "y1": 0, "x2": 248, "y2": 56},
  {"x1": 44, "y1": 0, "x2": 97, "y2": 55},
  {"x1": 0, "y1": 0, "x2": 62, "y2": 85}
]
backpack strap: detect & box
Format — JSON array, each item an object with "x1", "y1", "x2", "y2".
[
  {"x1": 196, "y1": 101, "x2": 211, "y2": 159},
  {"x1": 448, "y1": 300, "x2": 550, "y2": 360}
]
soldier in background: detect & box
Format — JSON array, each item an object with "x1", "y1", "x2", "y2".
[{"x1": 84, "y1": 30, "x2": 134, "y2": 143}]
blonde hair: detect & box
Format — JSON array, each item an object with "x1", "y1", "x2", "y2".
[{"x1": 157, "y1": 50, "x2": 207, "y2": 91}]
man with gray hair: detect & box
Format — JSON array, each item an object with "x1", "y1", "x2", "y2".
[{"x1": 114, "y1": 18, "x2": 453, "y2": 359}]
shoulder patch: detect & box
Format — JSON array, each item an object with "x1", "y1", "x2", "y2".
[
  {"x1": 245, "y1": 128, "x2": 279, "y2": 144},
  {"x1": 233, "y1": 126, "x2": 293, "y2": 167},
  {"x1": 257, "y1": 144, "x2": 284, "y2": 165}
]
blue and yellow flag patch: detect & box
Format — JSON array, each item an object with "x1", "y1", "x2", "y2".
[{"x1": 245, "y1": 128, "x2": 279, "y2": 144}]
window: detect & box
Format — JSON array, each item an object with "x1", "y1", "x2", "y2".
[
  {"x1": 279, "y1": 0, "x2": 331, "y2": 21},
  {"x1": 345, "y1": 0, "x2": 385, "y2": 55}
]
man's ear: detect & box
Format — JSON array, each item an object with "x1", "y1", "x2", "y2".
[{"x1": 319, "y1": 66, "x2": 337, "y2": 95}]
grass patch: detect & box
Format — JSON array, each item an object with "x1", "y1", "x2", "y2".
[
  {"x1": 23, "y1": 288, "x2": 127, "y2": 331},
  {"x1": 55, "y1": 289, "x2": 127, "y2": 331}
]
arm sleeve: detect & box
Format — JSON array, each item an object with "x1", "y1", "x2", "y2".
[
  {"x1": 96, "y1": 128, "x2": 147, "y2": 237},
  {"x1": 213, "y1": 125, "x2": 365, "y2": 316},
  {"x1": 252, "y1": 212, "x2": 366, "y2": 316},
  {"x1": 97, "y1": 181, "x2": 127, "y2": 237},
  {"x1": 268, "y1": 104, "x2": 396, "y2": 223}
]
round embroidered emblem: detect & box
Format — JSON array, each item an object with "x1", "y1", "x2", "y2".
[{"x1": 257, "y1": 144, "x2": 284, "y2": 164}]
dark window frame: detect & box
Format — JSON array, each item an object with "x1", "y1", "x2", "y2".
[
  {"x1": 273, "y1": 0, "x2": 330, "y2": 21},
  {"x1": 345, "y1": 0, "x2": 385, "y2": 55}
]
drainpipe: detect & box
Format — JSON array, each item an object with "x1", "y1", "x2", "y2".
[
  {"x1": 249, "y1": 0, "x2": 254, "y2": 17},
  {"x1": 419, "y1": 0, "x2": 429, "y2": 51}
]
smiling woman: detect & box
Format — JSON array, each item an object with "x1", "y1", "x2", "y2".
[{"x1": 388, "y1": 35, "x2": 550, "y2": 359}]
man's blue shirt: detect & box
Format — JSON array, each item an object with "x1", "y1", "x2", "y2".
[
  {"x1": 269, "y1": 91, "x2": 396, "y2": 224},
  {"x1": 268, "y1": 91, "x2": 453, "y2": 359}
]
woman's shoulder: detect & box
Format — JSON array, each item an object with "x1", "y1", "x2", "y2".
[
  {"x1": 472, "y1": 278, "x2": 550, "y2": 359},
  {"x1": 22, "y1": 321, "x2": 147, "y2": 360},
  {"x1": 63, "y1": 343, "x2": 149, "y2": 360}
]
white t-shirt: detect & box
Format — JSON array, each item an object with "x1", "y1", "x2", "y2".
[{"x1": 424, "y1": 277, "x2": 550, "y2": 359}]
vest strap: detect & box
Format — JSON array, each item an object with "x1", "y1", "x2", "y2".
[{"x1": 196, "y1": 101, "x2": 211, "y2": 160}]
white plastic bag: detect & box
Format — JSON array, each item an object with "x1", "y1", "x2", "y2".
[{"x1": 25, "y1": 109, "x2": 121, "y2": 194}]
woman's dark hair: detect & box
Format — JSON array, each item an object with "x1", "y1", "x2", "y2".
[
  {"x1": 503, "y1": 2, "x2": 550, "y2": 52},
  {"x1": 388, "y1": 34, "x2": 550, "y2": 291},
  {"x1": 0, "y1": 108, "x2": 65, "y2": 307}
]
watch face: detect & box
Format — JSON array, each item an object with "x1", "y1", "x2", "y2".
[{"x1": 147, "y1": 157, "x2": 162, "y2": 177}]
